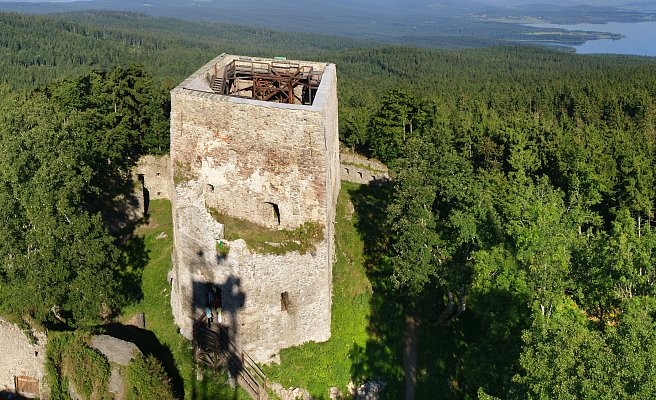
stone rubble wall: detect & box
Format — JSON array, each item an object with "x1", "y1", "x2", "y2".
[
  {"x1": 134, "y1": 154, "x2": 171, "y2": 200},
  {"x1": 170, "y1": 177, "x2": 332, "y2": 363},
  {"x1": 169, "y1": 181, "x2": 225, "y2": 339},
  {"x1": 340, "y1": 151, "x2": 390, "y2": 184},
  {"x1": 133, "y1": 148, "x2": 388, "y2": 204},
  {"x1": 170, "y1": 92, "x2": 329, "y2": 230},
  {"x1": 169, "y1": 55, "x2": 338, "y2": 363},
  {"x1": 0, "y1": 319, "x2": 47, "y2": 397},
  {"x1": 340, "y1": 151, "x2": 388, "y2": 172},
  {"x1": 323, "y1": 68, "x2": 340, "y2": 295}
]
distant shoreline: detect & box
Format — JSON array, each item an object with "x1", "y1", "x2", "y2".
[{"x1": 523, "y1": 21, "x2": 656, "y2": 56}]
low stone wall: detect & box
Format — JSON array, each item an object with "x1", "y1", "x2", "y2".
[
  {"x1": 340, "y1": 151, "x2": 389, "y2": 185},
  {"x1": 0, "y1": 319, "x2": 47, "y2": 398}
]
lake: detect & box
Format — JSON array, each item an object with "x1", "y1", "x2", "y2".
[{"x1": 527, "y1": 21, "x2": 656, "y2": 57}]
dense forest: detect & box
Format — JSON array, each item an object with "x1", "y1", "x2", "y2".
[
  {"x1": 0, "y1": 64, "x2": 168, "y2": 326},
  {"x1": 2, "y1": 10, "x2": 656, "y2": 399}
]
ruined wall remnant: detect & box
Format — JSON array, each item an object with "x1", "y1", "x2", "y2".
[
  {"x1": 169, "y1": 54, "x2": 339, "y2": 362},
  {"x1": 340, "y1": 150, "x2": 390, "y2": 185},
  {"x1": 0, "y1": 319, "x2": 47, "y2": 398},
  {"x1": 134, "y1": 154, "x2": 171, "y2": 201}
]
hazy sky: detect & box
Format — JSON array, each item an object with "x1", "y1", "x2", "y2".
[
  {"x1": 473, "y1": 0, "x2": 643, "y2": 5},
  {"x1": 0, "y1": 0, "x2": 648, "y2": 4},
  {"x1": 0, "y1": 0, "x2": 654, "y2": 8}
]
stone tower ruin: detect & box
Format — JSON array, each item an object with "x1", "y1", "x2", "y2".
[{"x1": 169, "y1": 54, "x2": 339, "y2": 362}]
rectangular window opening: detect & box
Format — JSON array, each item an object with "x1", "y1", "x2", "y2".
[
  {"x1": 265, "y1": 202, "x2": 281, "y2": 225},
  {"x1": 281, "y1": 291, "x2": 290, "y2": 312}
]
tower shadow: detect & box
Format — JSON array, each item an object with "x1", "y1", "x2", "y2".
[{"x1": 191, "y1": 274, "x2": 247, "y2": 399}]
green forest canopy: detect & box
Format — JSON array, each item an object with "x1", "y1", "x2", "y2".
[
  {"x1": 0, "y1": 64, "x2": 168, "y2": 326},
  {"x1": 2, "y1": 10, "x2": 656, "y2": 399}
]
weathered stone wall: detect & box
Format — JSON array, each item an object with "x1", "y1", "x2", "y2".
[
  {"x1": 0, "y1": 319, "x2": 47, "y2": 397},
  {"x1": 320, "y1": 65, "x2": 340, "y2": 312},
  {"x1": 134, "y1": 154, "x2": 171, "y2": 200},
  {"x1": 169, "y1": 54, "x2": 338, "y2": 362},
  {"x1": 169, "y1": 213, "x2": 332, "y2": 362},
  {"x1": 170, "y1": 87, "x2": 333, "y2": 230}
]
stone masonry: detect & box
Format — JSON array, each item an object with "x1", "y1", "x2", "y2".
[
  {"x1": 0, "y1": 319, "x2": 47, "y2": 398},
  {"x1": 340, "y1": 150, "x2": 390, "y2": 185},
  {"x1": 134, "y1": 154, "x2": 171, "y2": 201},
  {"x1": 169, "y1": 54, "x2": 339, "y2": 362}
]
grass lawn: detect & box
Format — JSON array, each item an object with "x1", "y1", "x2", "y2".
[
  {"x1": 208, "y1": 207, "x2": 323, "y2": 255},
  {"x1": 120, "y1": 199, "x2": 249, "y2": 400},
  {"x1": 262, "y1": 182, "x2": 374, "y2": 398}
]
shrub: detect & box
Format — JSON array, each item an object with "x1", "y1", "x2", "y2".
[
  {"x1": 125, "y1": 354, "x2": 176, "y2": 400},
  {"x1": 45, "y1": 332, "x2": 111, "y2": 400},
  {"x1": 216, "y1": 240, "x2": 230, "y2": 257}
]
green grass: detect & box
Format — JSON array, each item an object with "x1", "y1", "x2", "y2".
[
  {"x1": 261, "y1": 182, "x2": 373, "y2": 398},
  {"x1": 208, "y1": 208, "x2": 323, "y2": 255},
  {"x1": 120, "y1": 199, "x2": 249, "y2": 400}
]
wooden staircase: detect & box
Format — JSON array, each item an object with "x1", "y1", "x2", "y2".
[
  {"x1": 194, "y1": 321, "x2": 269, "y2": 400},
  {"x1": 210, "y1": 76, "x2": 224, "y2": 93}
]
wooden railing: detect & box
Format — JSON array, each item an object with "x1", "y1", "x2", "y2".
[
  {"x1": 194, "y1": 321, "x2": 269, "y2": 400},
  {"x1": 208, "y1": 59, "x2": 322, "y2": 104}
]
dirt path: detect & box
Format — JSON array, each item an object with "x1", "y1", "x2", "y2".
[{"x1": 404, "y1": 313, "x2": 418, "y2": 400}]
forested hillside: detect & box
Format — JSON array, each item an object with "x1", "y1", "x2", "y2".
[
  {"x1": 0, "y1": 0, "x2": 651, "y2": 48},
  {"x1": 2, "y1": 10, "x2": 656, "y2": 399},
  {"x1": 0, "y1": 11, "x2": 370, "y2": 89}
]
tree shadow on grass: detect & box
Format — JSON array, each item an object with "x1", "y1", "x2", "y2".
[
  {"x1": 452, "y1": 288, "x2": 530, "y2": 398},
  {"x1": 346, "y1": 181, "x2": 391, "y2": 262},
  {"x1": 348, "y1": 295, "x2": 406, "y2": 399},
  {"x1": 346, "y1": 182, "x2": 407, "y2": 399},
  {"x1": 117, "y1": 234, "x2": 149, "y2": 304},
  {"x1": 104, "y1": 323, "x2": 185, "y2": 398}
]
